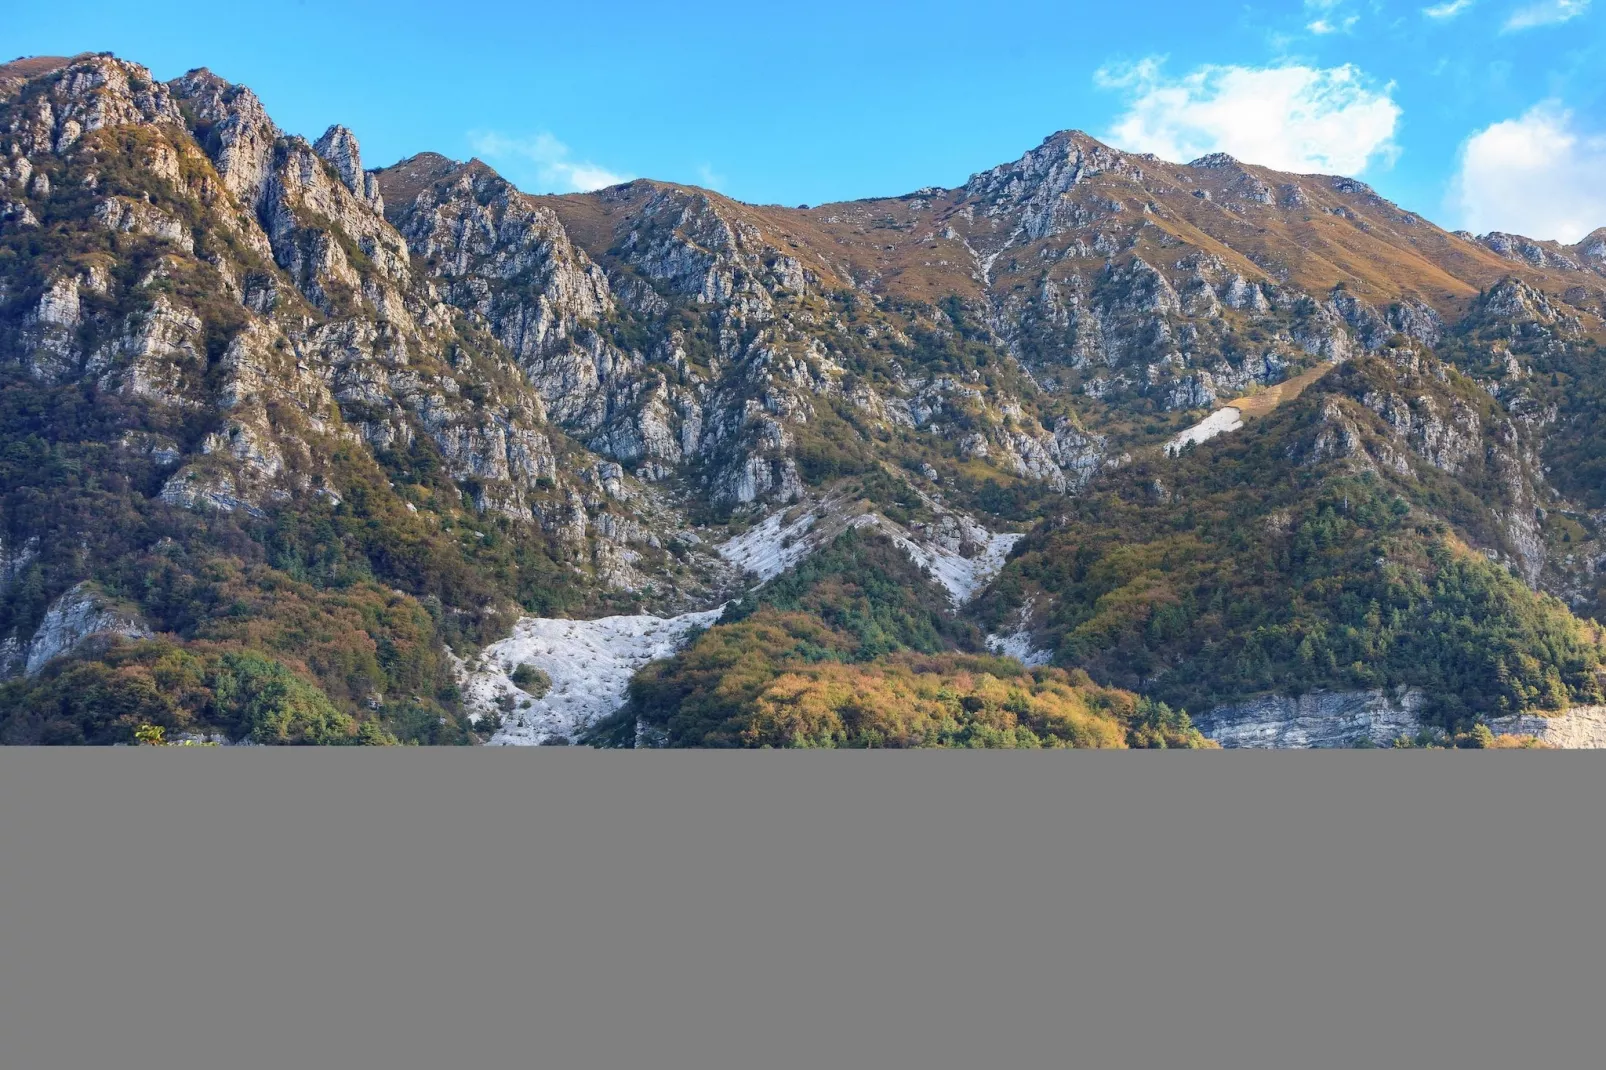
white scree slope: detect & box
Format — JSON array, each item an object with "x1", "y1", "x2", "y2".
[
  {"x1": 464, "y1": 495, "x2": 1023, "y2": 744},
  {"x1": 472, "y1": 608, "x2": 723, "y2": 745},
  {"x1": 1166, "y1": 405, "x2": 1243, "y2": 454}
]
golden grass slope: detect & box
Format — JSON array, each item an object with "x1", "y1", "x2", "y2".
[{"x1": 536, "y1": 130, "x2": 1603, "y2": 322}]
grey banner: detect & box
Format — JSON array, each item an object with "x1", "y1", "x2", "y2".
[{"x1": 2, "y1": 750, "x2": 1602, "y2": 1069}]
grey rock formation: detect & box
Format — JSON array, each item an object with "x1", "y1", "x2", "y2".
[
  {"x1": 168, "y1": 67, "x2": 281, "y2": 212},
  {"x1": 1486, "y1": 707, "x2": 1606, "y2": 748},
  {"x1": 1195, "y1": 689, "x2": 1429, "y2": 748},
  {"x1": 0, "y1": 535, "x2": 39, "y2": 595},
  {"x1": 1480, "y1": 232, "x2": 1581, "y2": 272},
  {"x1": 3, "y1": 582, "x2": 152, "y2": 678},
  {"x1": 1199, "y1": 691, "x2": 1606, "y2": 749},
  {"x1": 313, "y1": 124, "x2": 383, "y2": 210}
]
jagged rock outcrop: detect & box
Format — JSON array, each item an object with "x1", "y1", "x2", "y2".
[
  {"x1": 1574, "y1": 228, "x2": 1606, "y2": 272},
  {"x1": 378, "y1": 153, "x2": 618, "y2": 424},
  {"x1": 3, "y1": 54, "x2": 186, "y2": 158},
  {"x1": 1480, "y1": 232, "x2": 1582, "y2": 273},
  {"x1": 0, "y1": 535, "x2": 39, "y2": 595},
  {"x1": 0, "y1": 52, "x2": 691, "y2": 590},
  {"x1": 962, "y1": 130, "x2": 1137, "y2": 241},
  {"x1": 313, "y1": 124, "x2": 383, "y2": 210},
  {"x1": 0, "y1": 582, "x2": 151, "y2": 678}
]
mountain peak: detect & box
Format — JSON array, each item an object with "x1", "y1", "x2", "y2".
[
  {"x1": 1573, "y1": 227, "x2": 1606, "y2": 263},
  {"x1": 372, "y1": 151, "x2": 511, "y2": 209},
  {"x1": 2, "y1": 49, "x2": 1604, "y2": 750},
  {"x1": 314, "y1": 124, "x2": 382, "y2": 208},
  {"x1": 0, "y1": 55, "x2": 77, "y2": 99}
]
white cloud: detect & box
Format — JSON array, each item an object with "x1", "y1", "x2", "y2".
[
  {"x1": 1451, "y1": 103, "x2": 1606, "y2": 242},
  {"x1": 695, "y1": 164, "x2": 727, "y2": 191},
  {"x1": 1097, "y1": 60, "x2": 1402, "y2": 175},
  {"x1": 1423, "y1": 0, "x2": 1474, "y2": 18},
  {"x1": 1304, "y1": 0, "x2": 1360, "y2": 33},
  {"x1": 465, "y1": 130, "x2": 628, "y2": 193},
  {"x1": 1504, "y1": 0, "x2": 1590, "y2": 29}
]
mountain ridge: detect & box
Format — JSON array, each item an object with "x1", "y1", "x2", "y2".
[{"x1": 0, "y1": 51, "x2": 1601, "y2": 747}]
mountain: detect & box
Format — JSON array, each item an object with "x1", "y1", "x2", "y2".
[{"x1": 0, "y1": 52, "x2": 1600, "y2": 747}]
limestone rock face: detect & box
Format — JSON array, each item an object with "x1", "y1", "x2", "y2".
[
  {"x1": 102, "y1": 295, "x2": 208, "y2": 405},
  {"x1": 1480, "y1": 278, "x2": 1564, "y2": 327},
  {"x1": 1480, "y1": 232, "x2": 1581, "y2": 272},
  {"x1": 93, "y1": 196, "x2": 190, "y2": 245},
  {"x1": 313, "y1": 124, "x2": 383, "y2": 211},
  {"x1": 1388, "y1": 299, "x2": 1444, "y2": 348},
  {"x1": 963, "y1": 130, "x2": 1136, "y2": 240},
  {"x1": 1195, "y1": 689, "x2": 1430, "y2": 748},
  {"x1": 168, "y1": 67, "x2": 280, "y2": 211},
  {"x1": 381, "y1": 163, "x2": 857, "y2": 508},
  {"x1": 0, "y1": 54, "x2": 692, "y2": 615},
  {"x1": 0, "y1": 535, "x2": 39, "y2": 596},
  {"x1": 3, "y1": 582, "x2": 152, "y2": 678},
  {"x1": 1573, "y1": 228, "x2": 1606, "y2": 272},
  {"x1": 20, "y1": 274, "x2": 83, "y2": 379},
  {"x1": 610, "y1": 185, "x2": 814, "y2": 306},
  {"x1": 1198, "y1": 691, "x2": 1606, "y2": 749},
  {"x1": 380, "y1": 154, "x2": 616, "y2": 416},
  {"x1": 1486, "y1": 707, "x2": 1606, "y2": 748},
  {"x1": 3, "y1": 54, "x2": 186, "y2": 159},
  {"x1": 261, "y1": 135, "x2": 413, "y2": 308},
  {"x1": 1360, "y1": 387, "x2": 1481, "y2": 475}
]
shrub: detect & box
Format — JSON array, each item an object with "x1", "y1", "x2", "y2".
[{"x1": 510, "y1": 663, "x2": 552, "y2": 698}]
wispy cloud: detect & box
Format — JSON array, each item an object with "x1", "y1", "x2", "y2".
[
  {"x1": 1304, "y1": 0, "x2": 1359, "y2": 33},
  {"x1": 465, "y1": 130, "x2": 628, "y2": 193},
  {"x1": 695, "y1": 164, "x2": 727, "y2": 192},
  {"x1": 1504, "y1": 0, "x2": 1590, "y2": 30},
  {"x1": 1423, "y1": 0, "x2": 1474, "y2": 18},
  {"x1": 1096, "y1": 59, "x2": 1401, "y2": 175},
  {"x1": 1452, "y1": 102, "x2": 1606, "y2": 242},
  {"x1": 1307, "y1": 14, "x2": 1359, "y2": 32}
]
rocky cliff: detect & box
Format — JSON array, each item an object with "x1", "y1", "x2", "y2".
[
  {"x1": 1, "y1": 51, "x2": 1602, "y2": 745},
  {"x1": 1195, "y1": 689, "x2": 1430, "y2": 748},
  {"x1": 1199, "y1": 689, "x2": 1606, "y2": 748}
]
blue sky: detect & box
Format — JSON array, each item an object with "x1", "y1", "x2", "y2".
[{"x1": 7, "y1": 1, "x2": 1604, "y2": 239}]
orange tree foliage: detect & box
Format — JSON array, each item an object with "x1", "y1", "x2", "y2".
[
  {"x1": 603, "y1": 608, "x2": 1211, "y2": 749},
  {"x1": 742, "y1": 656, "x2": 1132, "y2": 748}
]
